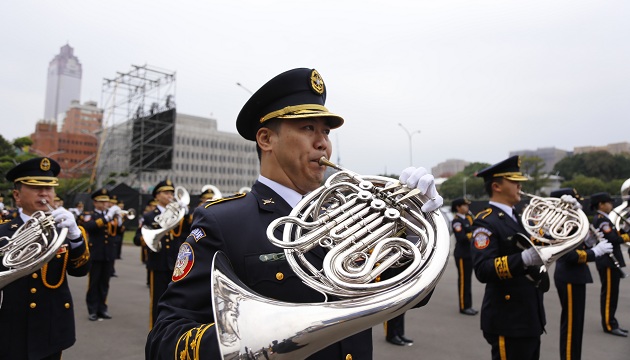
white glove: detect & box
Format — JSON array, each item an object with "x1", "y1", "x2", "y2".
[
  {"x1": 521, "y1": 247, "x2": 543, "y2": 267},
  {"x1": 106, "y1": 205, "x2": 121, "y2": 222},
  {"x1": 399, "y1": 167, "x2": 444, "y2": 212},
  {"x1": 592, "y1": 239, "x2": 613, "y2": 257},
  {"x1": 584, "y1": 228, "x2": 605, "y2": 248},
  {"x1": 560, "y1": 194, "x2": 582, "y2": 210},
  {"x1": 51, "y1": 207, "x2": 82, "y2": 240}
]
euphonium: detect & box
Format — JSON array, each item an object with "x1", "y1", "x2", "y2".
[
  {"x1": 141, "y1": 186, "x2": 189, "y2": 252},
  {"x1": 609, "y1": 178, "x2": 630, "y2": 235},
  {"x1": 518, "y1": 191, "x2": 589, "y2": 272},
  {"x1": 0, "y1": 200, "x2": 68, "y2": 290},
  {"x1": 212, "y1": 157, "x2": 450, "y2": 359}
]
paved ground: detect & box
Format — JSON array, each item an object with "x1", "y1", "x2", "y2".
[{"x1": 64, "y1": 242, "x2": 630, "y2": 359}]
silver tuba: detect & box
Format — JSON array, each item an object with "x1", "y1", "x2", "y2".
[
  {"x1": 518, "y1": 191, "x2": 589, "y2": 272},
  {"x1": 211, "y1": 157, "x2": 450, "y2": 359},
  {"x1": 141, "y1": 186, "x2": 189, "y2": 252},
  {"x1": 0, "y1": 200, "x2": 68, "y2": 289},
  {"x1": 609, "y1": 178, "x2": 630, "y2": 236}
]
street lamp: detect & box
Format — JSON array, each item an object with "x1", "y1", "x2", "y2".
[
  {"x1": 463, "y1": 176, "x2": 468, "y2": 198},
  {"x1": 236, "y1": 82, "x2": 253, "y2": 95},
  {"x1": 398, "y1": 123, "x2": 421, "y2": 166}
]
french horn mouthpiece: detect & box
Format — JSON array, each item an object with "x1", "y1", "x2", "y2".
[{"x1": 318, "y1": 156, "x2": 341, "y2": 170}]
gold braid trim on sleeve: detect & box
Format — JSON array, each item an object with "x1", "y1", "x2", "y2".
[
  {"x1": 621, "y1": 233, "x2": 630, "y2": 242},
  {"x1": 176, "y1": 323, "x2": 215, "y2": 360},
  {"x1": 494, "y1": 256, "x2": 512, "y2": 280},
  {"x1": 576, "y1": 249, "x2": 588, "y2": 264}
]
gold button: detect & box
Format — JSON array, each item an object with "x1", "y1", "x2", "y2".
[
  {"x1": 32, "y1": 273, "x2": 38, "y2": 279},
  {"x1": 166, "y1": 245, "x2": 170, "y2": 249},
  {"x1": 166, "y1": 239, "x2": 170, "y2": 243},
  {"x1": 105, "y1": 240, "x2": 108, "y2": 244},
  {"x1": 56, "y1": 254, "x2": 61, "y2": 258},
  {"x1": 346, "y1": 354, "x2": 353, "y2": 360},
  {"x1": 505, "y1": 295, "x2": 511, "y2": 300},
  {"x1": 30, "y1": 303, "x2": 37, "y2": 309},
  {"x1": 65, "y1": 303, "x2": 71, "y2": 309},
  {"x1": 30, "y1": 288, "x2": 37, "y2": 294},
  {"x1": 276, "y1": 272, "x2": 284, "y2": 281}
]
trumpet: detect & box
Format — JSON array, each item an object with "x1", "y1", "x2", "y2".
[
  {"x1": 141, "y1": 187, "x2": 189, "y2": 252},
  {"x1": 0, "y1": 199, "x2": 68, "y2": 290},
  {"x1": 211, "y1": 157, "x2": 450, "y2": 359},
  {"x1": 118, "y1": 209, "x2": 136, "y2": 220},
  {"x1": 518, "y1": 191, "x2": 589, "y2": 272}
]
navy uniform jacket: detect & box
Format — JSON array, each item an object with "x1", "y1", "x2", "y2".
[
  {"x1": 593, "y1": 213, "x2": 629, "y2": 270},
  {"x1": 554, "y1": 243, "x2": 596, "y2": 284},
  {"x1": 79, "y1": 211, "x2": 118, "y2": 261},
  {"x1": 140, "y1": 207, "x2": 191, "y2": 272},
  {"x1": 470, "y1": 205, "x2": 546, "y2": 338},
  {"x1": 0, "y1": 216, "x2": 91, "y2": 360},
  {"x1": 147, "y1": 181, "x2": 374, "y2": 360},
  {"x1": 452, "y1": 214, "x2": 473, "y2": 259}
]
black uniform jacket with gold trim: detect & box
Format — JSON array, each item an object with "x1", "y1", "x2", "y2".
[
  {"x1": 79, "y1": 211, "x2": 118, "y2": 262},
  {"x1": 141, "y1": 206, "x2": 192, "y2": 272},
  {"x1": 553, "y1": 243, "x2": 596, "y2": 284},
  {"x1": 470, "y1": 205, "x2": 546, "y2": 338},
  {"x1": 0, "y1": 216, "x2": 91, "y2": 360},
  {"x1": 593, "y1": 213, "x2": 628, "y2": 269},
  {"x1": 452, "y1": 214, "x2": 473, "y2": 259},
  {"x1": 147, "y1": 181, "x2": 374, "y2": 360}
]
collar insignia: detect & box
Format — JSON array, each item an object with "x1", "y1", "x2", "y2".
[
  {"x1": 11, "y1": 223, "x2": 19, "y2": 229},
  {"x1": 262, "y1": 198, "x2": 275, "y2": 205}
]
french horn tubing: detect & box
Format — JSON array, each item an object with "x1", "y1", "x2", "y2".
[
  {"x1": 519, "y1": 191, "x2": 589, "y2": 272},
  {"x1": 211, "y1": 157, "x2": 450, "y2": 359},
  {"x1": 0, "y1": 199, "x2": 68, "y2": 290},
  {"x1": 141, "y1": 186, "x2": 189, "y2": 252},
  {"x1": 609, "y1": 178, "x2": 630, "y2": 238}
]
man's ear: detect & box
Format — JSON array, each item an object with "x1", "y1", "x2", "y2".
[{"x1": 256, "y1": 127, "x2": 273, "y2": 152}]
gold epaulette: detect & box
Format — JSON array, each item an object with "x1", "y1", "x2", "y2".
[
  {"x1": 476, "y1": 208, "x2": 492, "y2": 220},
  {"x1": 204, "y1": 193, "x2": 246, "y2": 208},
  {"x1": 0, "y1": 219, "x2": 10, "y2": 225}
]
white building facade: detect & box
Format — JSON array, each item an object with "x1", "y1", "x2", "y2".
[{"x1": 44, "y1": 44, "x2": 82, "y2": 121}]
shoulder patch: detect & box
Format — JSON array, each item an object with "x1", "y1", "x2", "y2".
[
  {"x1": 204, "y1": 193, "x2": 246, "y2": 208},
  {"x1": 188, "y1": 228, "x2": 207, "y2": 242},
  {"x1": 476, "y1": 208, "x2": 492, "y2": 220},
  {"x1": 172, "y1": 243, "x2": 194, "y2": 282},
  {"x1": 473, "y1": 227, "x2": 492, "y2": 249},
  {"x1": 600, "y1": 222, "x2": 612, "y2": 234},
  {"x1": 453, "y1": 222, "x2": 463, "y2": 233}
]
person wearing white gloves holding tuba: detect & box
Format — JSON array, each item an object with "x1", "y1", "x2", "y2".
[
  {"x1": 146, "y1": 68, "x2": 443, "y2": 360},
  {"x1": 0, "y1": 157, "x2": 91, "y2": 360}
]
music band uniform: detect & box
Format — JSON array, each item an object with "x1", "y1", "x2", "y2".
[
  {"x1": 590, "y1": 192, "x2": 630, "y2": 336},
  {"x1": 80, "y1": 188, "x2": 120, "y2": 320},
  {"x1": 136, "y1": 180, "x2": 191, "y2": 330},
  {"x1": 471, "y1": 156, "x2": 546, "y2": 360},
  {"x1": 451, "y1": 197, "x2": 478, "y2": 316},
  {"x1": 0, "y1": 157, "x2": 91, "y2": 360}
]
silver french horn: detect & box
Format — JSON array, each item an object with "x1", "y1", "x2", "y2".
[
  {"x1": 519, "y1": 191, "x2": 590, "y2": 272},
  {"x1": 610, "y1": 178, "x2": 630, "y2": 236},
  {"x1": 141, "y1": 186, "x2": 189, "y2": 252},
  {"x1": 0, "y1": 200, "x2": 68, "y2": 290},
  {"x1": 211, "y1": 157, "x2": 450, "y2": 359}
]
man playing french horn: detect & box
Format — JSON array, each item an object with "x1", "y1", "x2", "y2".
[
  {"x1": 146, "y1": 68, "x2": 444, "y2": 359},
  {"x1": 0, "y1": 157, "x2": 91, "y2": 360}
]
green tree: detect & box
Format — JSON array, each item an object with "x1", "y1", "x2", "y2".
[
  {"x1": 554, "y1": 151, "x2": 630, "y2": 182},
  {"x1": 13, "y1": 136, "x2": 33, "y2": 152},
  {"x1": 439, "y1": 162, "x2": 490, "y2": 201}
]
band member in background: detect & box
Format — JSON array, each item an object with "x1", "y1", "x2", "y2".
[
  {"x1": 69, "y1": 201, "x2": 84, "y2": 219},
  {"x1": 135, "y1": 199, "x2": 158, "y2": 287},
  {"x1": 471, "y1": 156, "x2": 547, "y2": 360},
  {"x1": 551, "y1": 188, "x2": 613, "y2": 359},
  {"x1": 146, "y1": 68, "x2": 443, "y2": 359},
  {"x1": 137, "y1": 180, "x2": 190, "y2": 330},
  {"x1": 451, "y1": 197, "x2": 478, "y2": 316},
  {"x1": 0, "y1": 157, "x2": 91, "y2": 360},
  {"x1": 383, "y1": 262, "x2": 414, "y2": 346},
  {"x1": 54, "y1": 195, "x2": 64, "y2": 209},
  {"x1": 80, "y1": 188, "x2": 120, "y2": 321},
  {"x1": 590, "y1": 192, "x2": 630, "y2": 337}
]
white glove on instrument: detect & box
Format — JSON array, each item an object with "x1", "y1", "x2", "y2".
[
  {"x1": 560, "y1": 194, "x2": 582, "y2": 210},
  {"x1": 592, "y1": 239, "x2": 613, "y2": 257},
  {"x1": 399, "y1": 167, "x2": 444, "y2": 212},
  {"x1": 584, "y1": 228, "x2": 605, "y2": 248},
  {"x1": 51, "y1": 207, "x2": 82, "y2": 240},
  {"x1": 105, "y1": 205, "x2": 121, "y2": 222},
  {"x1": 521, "y1": 247, "x2": 544, "y2": 267}
]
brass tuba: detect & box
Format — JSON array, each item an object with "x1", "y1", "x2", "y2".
[
  {"x1": 518, "y1": 191, "x2": 589, "y2": 272},
  {"x1": 141, "y1": 186, "x2": 189, "y2": 252},
  {"x1": 609, "y1": 178, "x2": 630, "y2": 236},
  {"x1": 211, "y1": 157, "x2": 450, "y2": 359},
  {"x1": 0, "y1": 200, "x2": 68, "y2": 290}
]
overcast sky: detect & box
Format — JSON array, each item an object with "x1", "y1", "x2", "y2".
[{"x1": 1, "y1": 0, "x2": 629, "y2": 176}]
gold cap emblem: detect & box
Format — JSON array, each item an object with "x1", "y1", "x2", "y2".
[
  {"x1": 310, "y1": 70, "x2": 324, "y2": 95},
  {"x1": 40, "y1": 158, "x2": 51, "y2": 171},
  {"x1": 166, "y1": 179, "x2": 172, "y2": 186}
]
